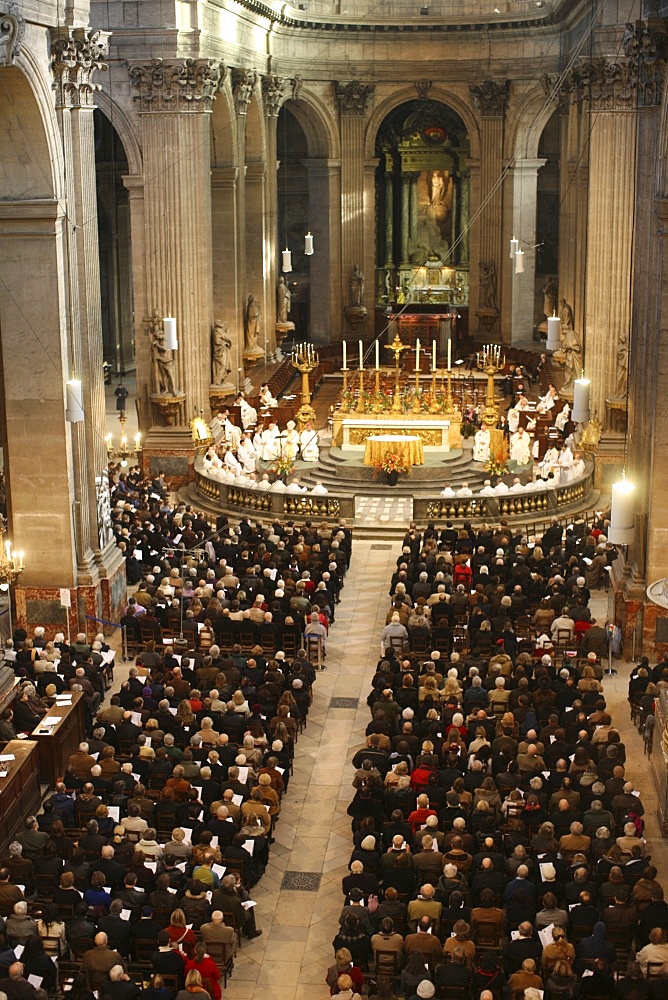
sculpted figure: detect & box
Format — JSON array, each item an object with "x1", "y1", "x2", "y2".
[
  {"x1": 245, "y1": 294, "x2": 261, "y2": 351},
  {"x1": 211, "y1": 320, "x2": 233, "y2": 385},
  {"x1": 350, "y1": 265, "x2": 365, "y2": 307},
  {"x1": 277, "y1": 276, "x2": 291, "y2": 324},
  {"x1": 150, "y1": 318, "x2": 177, "y2": 395}
]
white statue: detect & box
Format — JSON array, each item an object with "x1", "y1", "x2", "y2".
[
  {"x1": 211, "y1": 320, "x2": 233, "y2": 385},
  {"x1": 277, "y1": 276, "x2": 291, "y2": 324}
]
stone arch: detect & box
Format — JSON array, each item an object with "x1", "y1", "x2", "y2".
[
  {"x1": 365, "y1": 85, "x2": 480, "y2": 161},
  {"x1": 0, "y1": 64, "x2": 57, "y2": 199},
  {"x1": 210, "y1": 83, "x2": 237, "y2": 167},
  {"x1": 506, "y1": 84, "x2": 559, "y2": 161},
  {"x1": 95, "y1": 90, "x2": 143, "y2": 177},
  {"x1": 286, "y1": 89, "x2": 339, "y2": 160}
]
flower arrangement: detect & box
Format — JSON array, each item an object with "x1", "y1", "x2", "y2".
[
  {"x1": 484, "y1": 456, "x2": 509, "y2": 478},
  {"x1": 272, "y1": 454, "x2": 295, "y2": 479},
  {"x1": 374, "y1": 450, "x2": 409, "y2": 478}
]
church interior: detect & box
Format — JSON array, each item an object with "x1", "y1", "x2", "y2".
[{"x1": 2, "y1": 0, "x2": 668, "y2": 995}]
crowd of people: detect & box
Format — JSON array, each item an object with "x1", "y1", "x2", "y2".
[
  {"x1": 0, "y1": 510, "x2": 351, "y2": 1000},
  {"x1": 332, "y1": 517, "x2": 665, "y2": 1000}
]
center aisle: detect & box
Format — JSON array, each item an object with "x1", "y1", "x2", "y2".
[{"x1": 224, "y1": 540, "x2": 397, "y2": 1000}]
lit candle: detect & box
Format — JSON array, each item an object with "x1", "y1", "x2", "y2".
[
  {"x1": 447, "y1": 339, "x2": 452, "y2": 371},
  {"x1": 359, "y1": 340, "x2": 363, "y2": 369},
  {"x1": 416, "y1": 338, "x2": 420, "y2": 370},
  {"x1": 342, "y1": 340, "x2": 347, "y2": 369},
  {"x1": 135, "y1": 433, "x2": 141, "y2": 448},
  {"x1": 432, "y1": 340, "x2": 436, "y2": 371},
  {"x1": 106, "y1": 433, "x2": 112, "y2": 449},
  {"x1": 375, "y1": 340, "x2": 379, "y2": 371}
]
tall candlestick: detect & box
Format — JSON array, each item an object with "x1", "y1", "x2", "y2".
[
  {"x1": 447, "y1": 339, "x2": 452, "y2": 371},
  {"x1": 432, "y1": 340, "x2": 436, "y2": 371},
  {"x1": 359, "y1": 340, "x2": 363, "y2": 370},
  {"x1": 342, "y1": 340, "x2": 347, "y2": 369},
  {"x1": 416, "y1": 338, "x2": 420, "y2": 370},
  {"x1": 375, "y1": 340, "x2": 379, "y2": 371}
]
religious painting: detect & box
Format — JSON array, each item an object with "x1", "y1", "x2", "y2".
[{"x1": 420, "y1": 169, "x2": 453, "y2": 257}]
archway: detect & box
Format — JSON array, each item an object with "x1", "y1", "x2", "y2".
[
  {"x1": 277, "y1": 104, "x2": 310, "y2": 339},
  {"x1": 94, "y1": 109, "x2": 134, "y2": 375},
  {"x1": 374, "y1": 99, "x2": 471, "y2": 311}
]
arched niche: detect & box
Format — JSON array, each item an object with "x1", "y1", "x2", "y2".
[
  {"x1": 94, "y1": 109, "x2": 134, "y2": 375},
  {"x1": 373, "y1": 98, "x2": 471, "y2": 308},
  {"x1": 278, "y1": 104, "x2": 310, "y2": 338}
]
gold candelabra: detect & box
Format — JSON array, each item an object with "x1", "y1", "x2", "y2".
[
  {"x1": 384, "y1": 333, "x2": 411, "y2": 413},
  {"x1": 290, "y1": 342, "x2": 319, "y2": 429},
  {"x1": 475, "y1": 343, "x2": 505, "y2": 428},
  {"x1": 106, "y1": 413, "x2": 141, "y2": 468}
]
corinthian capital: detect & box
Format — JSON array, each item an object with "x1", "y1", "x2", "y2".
[
  {"x1": 335, "y1": 80, "x2": 375, "y2": 117},
  {"x1": 51, "y1": 27, "x2": 109, "y2": 109},
  {"x1": 0, "y1": 3, "x2": 24, "y2": 68},
  {"x1": 623, "y1": 19, "x2": 667, "y2": 108},
  {"x1": 128, "y1": 58, "x2": 225, "y2": 113},
  {"x1": 469, "y1": 79, "x2": 509, "y2": 117},
  {"x1": 232, "y1": 68, "x2": 258, "y2": 116},
  {"x1": 261, "y1": 74, "x2": 287, "y2": 117}
]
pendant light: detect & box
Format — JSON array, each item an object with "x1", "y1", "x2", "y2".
[
  {"x1": 163, "y1": 316, "x2": 178, "y2": 350},
  {"x1": 65, "y1": 377, "x2": 84, "y2": 423},
  {"x1": 304, "y1": 231, "x2": 314, "y2": 255},
  {"x1": 282, "y1": 248, "x2": 292, "y2": 273},
  {"x1": 514, "y1": 248, "x2": 524, "y2": 274},
  {"x1": 609, "y1": 475, "x2": 636, "y2": 545},
  {"x1": 509, "y1": 237, "x2": 519, "y2": 259},
  {"x1": 571, "y1": 375, "x2": 591, "y2": 423},
  {"x1": 546, "y1": 313, "x2": 561, "y2": 351},
  {"x1": 281, "y1": 108, "x2": 292, "y2": 274}
]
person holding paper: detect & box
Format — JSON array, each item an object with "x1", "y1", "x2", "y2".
[
  {"x1": 210, "y1": 874, "x2": 261, "y2": 939},
  {"x1": 199, "y1": 911, "x2": 237, "y2": 962},
  {"x1": 3, "y1": 961, "x2": 41, "y2": 1000}
]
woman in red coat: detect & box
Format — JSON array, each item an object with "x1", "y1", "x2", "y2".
[{"x1": 184, "y1": 943, "x2": 221, "y2": 1000}]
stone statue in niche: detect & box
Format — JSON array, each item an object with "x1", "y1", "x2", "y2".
[
  {"x1": 244, "y1": 294, "x2": 261, "y2": 352},
  {"x1": 561, "y1": 325, "x2": 583, "y2": 393},
  {"x1": 615, "y1": 330, "x2": 629, "y2": 398},
  {"x1": 349, "y1": 264, "x2": 365, "y2": 307},
  {"x1": 277, "y1": 276, "x2": 291, "y2": 324},
  {"x1": 543, "y1": 277, "x2": 558, "y2": 318},
  {"x1": 479, "y1": 261, "x2": 497, "y2": 311},
  {"x1": 149, "y1": 315, "x2": 177, "y2": 395},
  {"x1": 559, "y1": 297, "x2": 574, "y2": 330},
  {"x1": 211, "y1": 319, "x2": 233, "y2": 385}
]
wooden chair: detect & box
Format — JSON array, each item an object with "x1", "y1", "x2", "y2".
[
  {"x1": 221, "y1": 910, "x2": 242, "y2": 948},
  {"x1": 69, "y1": 936, "x2": 94, "y2": 960},
  {"x1": 374, "y1": 949, "x2": 403, "y2": 979},
  {"x1": 473, "y1": 919, "x2": 502, "y2": 951},
  {"x1": 205, "y1": 940, "x2": 235, "y2": 987},
  {"x1": 279, "y1": 632, "x2": 299, "y2": 657},
  {"x1": 134, "y1": 938, "x2": 156, "y2": 963}
]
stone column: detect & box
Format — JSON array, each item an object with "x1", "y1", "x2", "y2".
[
  {"x1": 50, "y1": 28, "x2": 125, "y2": 609},
  {"x1": 363, "y1": 157, "x2": 379, "y2": 313},
  {"x1": 335, "y1": 80, "x2": 375, "y2": 311},
  {"x1": 231, "y1": 68, "x2": 258, "y2": 374},
  {"x1": 581, "y1": 60, "x2": 638, "y2": 423},
  {"x1": 211, "y1": 166, "x2": 241, "y2": 390},
  {"x1": 556, "y1": 86, "x2": 589, "y2": 340},
  {"x1": 384, "y1": 156, "x2": 394, "y2": 268},
  {"x1": 469, "y1": 81, "x2": 509, "y2": 338},
  {"x1": 409, "y1": 172, "x2": 419, "y2": 251},
  {"x1": 510, "y1": 158, "x2": 546, "y2": 344},
  {"x1": 128, "y1": 58, "x2": 223, "y2": 437},
  {"x1": 245, "y1": 160, "x2": 268, "y2": 360},
  {"x1": 305, "y1": 158, "x2": 342, "y2": 341},
  {"x1": 400, "y1": 172, "x2": 411, "y2": 266},
  {"x1": 459, "y1": 169, "x2": 470, "y2": 265},
  {"x1": 261, "y1": 75, "x2": 289, "y2": 357}
]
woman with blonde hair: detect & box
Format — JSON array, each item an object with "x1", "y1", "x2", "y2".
[
  {"x1": 232, "y1": 689, "x2": 250, "y2": 718},
  {"x1": 165, "y1": 908, "x2": 197, "y2": 959},
  {"x1": 418, "y1": 675, "x2": 441, "y2": 704},
  {"x1": 164, "y1": 828, "x2": 192, "y2": 859},
  {"x1": 175, "y1": 969, "x2": 211, "y2": 1000},
  {"x1": 541, "y1": 925, "x2": 575, "y2": 973}
]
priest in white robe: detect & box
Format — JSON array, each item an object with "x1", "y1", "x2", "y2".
[
  {"x1": 541, "y1": 445, "x2": 560, "y2": 478},
  {"x1": 282, "y1": 420, "x2": 300, "y2": 462},
  {"x1": 299, "y1": 424, "x2": 320, "y2": 463},
  {"x1": 234, "y1": 393, "x2": 257, "y2": 430},
  {"x1": 558, "y1": 445, "x2": 574, "y2": 483},
  {"x1": 260, "y1": 421, "x2": 281, "y2": 462},
  {"x1": 507, "y1": 407, "x2": 520, "y2": 434},
  {"x1": 479, "y1": 480, "x2": 496, "y2": 496},
  {"x1": 510, "y1": 427, "x2": 532, "y2": 467},
  {"x1": 238, "y1": 432, "x2": 258, "y2": 474},
  {"x1": 555, "y1": 403, "x2": 571, "y2": 432},
  {"x1": 223, "y1": 447, "x2": 242, "y2": 476},
  {"x1": 473, "y1": 423, "x2": 491, "y2": 464}
]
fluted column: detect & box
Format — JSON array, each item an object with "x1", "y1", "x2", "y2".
[
  {"x1": 510, "y1": 158, "x2": 546, "y2": 344},
  {"x1": 470, "y1": 81, "x2": 508, "y2": 335},
  {"x1": 129, "y1": 58, "x2": 223, "y2": 425},
  {"x1": 51, "y1": 27, "x2": 123, "y2": 585},
  {"x1": 245, "y1": 160, "x2": 268, "y2": 359},
  {"x1": 384, "y1": 157, "x2": 394, "y2": 268},
  {"x1": 211, "y1": 166, "x2": 241, "y2": 389},
  {"x1": 305, "y1": 159, "x2": 342, "y2": 341},
  {"x1": 582, "y1": 63, "x2": 638, "y2": 422},
  {"x1": 409, "y1": 172, "x2": 419, "y2": 250},
  {"x1": 335, "y1": 80, "x2": 375, "y2": 310},
  {"x1": 400, "y1": 172, "x2": 411, "y2": 266}
]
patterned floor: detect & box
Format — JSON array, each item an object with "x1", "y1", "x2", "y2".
[{"x1": 355, "y1": 494, "x2": 413, "y2": 523}]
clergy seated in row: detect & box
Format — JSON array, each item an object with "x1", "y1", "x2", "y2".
[
  {"x1": 510, "y1": 427, "x2": 532, "y2": 467},
  {"x1": 440, "y1": 483, "x2": 473, "y2": 498},
  {"x1": 234, "y1": 392, "x2": 257, "y2": 429},
  {"x1": 210, "y1": 409, "x2": 241, "y2": 448},
  {"x1": 259, "y1": 383, "x2": 278, "y2": 408}
]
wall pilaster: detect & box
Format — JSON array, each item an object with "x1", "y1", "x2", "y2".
[{"x1": 335, "y1": 80, "x2": 374, "y2": 315}]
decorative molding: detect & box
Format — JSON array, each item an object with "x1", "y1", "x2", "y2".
[
  {"x1": 623, "y1": 19, "x2": 667, "y2": 108},
  {"x1": 261, "y1": 74, "x2": 287, "y2": 117},
  {"x1": 414, "y1": 79, "x2": 432, "y2": 101},
  {"x1": 231, "y1": 67, "x2": 258, "y2": 116},
  {"x1": 50, "y1": 27, "x2": 109, "y2": 109},
  {"x1": 335, "y1": 79, "x2": 375, "y2": 117},
  {"x1": 0, "y1": 3, "x2": 24, "y2": 68},
  {"x1": 469, "y1": 79, "x2": 509, "y2": 117},
  {"x1": 128, "y1": 58, "x2": 225, "y2": 113}
]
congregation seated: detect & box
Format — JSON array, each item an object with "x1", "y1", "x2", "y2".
[{"x1": 330, "y1": 514, "x2": 657, "y2": 1000}]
